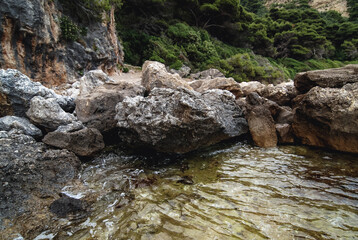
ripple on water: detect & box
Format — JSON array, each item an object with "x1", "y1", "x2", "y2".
[{"x1": 55, "y1": 143, "x2": 358, "y2": 239}]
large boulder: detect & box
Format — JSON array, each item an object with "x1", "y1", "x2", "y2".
[
  {"x1": 294, "y1": 64, "x2": 358, "y2": 93},
  {"x1": 189, "y1": 77, "x2": 243, "y2": 98},
  {"x1": 0, "y1": 116, "x2": 42, "y2": 139},
  {"x1": 0, "y1": 69, "x2": 74, "y2": 117},
  {"x1": 292, "y1": 82, "x2": 358, "y2": 153},
  {"x1": 238, "y1": 81, "x2": 266, "y2": 97},
  {"x1": 79, "y1": 70, "x2": 114, "y2": 96},
  {"x1": 26, "y1": 96, "x2": 77, "y2": 131},
  {"x1": 43, "y1": 127, "x2": 105, "y2": 157},
  {"x1": 0, "y1": 131, "x2": 81, "y2": 237},
  {"x1": 261, "y1": 81, "x2": 298, "y2": 106},
  {"x1": 76, "y1": 82, "x2": 145, "y2": 133},
  {"x1": 141, "y1": 61, "x2": 193, "y2": 92},
  {"x1": 115, "y1": 87, "x2": 248, "y2": 153}
]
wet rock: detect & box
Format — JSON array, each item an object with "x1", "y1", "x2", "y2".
[
  {"x1": 76, "y1": 82, "x2": 145, "y2": 133},
  {"x1": 0, "y1": 131, "x2": 80, "y2": 223},
  {"x1": 170, "y1": 65, "x2": 191, "y2": 78},
  {"x1": 294, "y1": 64, "x2": 358, "y2": 93},
  {"x1": 43, "y1": 127, "x2": 105, "y2": 157},
  {"x1": 79, "y1": 70, "x2": 114, "y2": 96},
  {"x1": 189, "y1": 77, "x2": 243, "y2": 98},
  {"x1": 292, "y1": 82, "x2": 358, "y2": 153},
  {"x1": 49, "y1": 196, "x2": 87, "y2": 218},
  {"x1": 190, "y1": 68, "x2": 225, "y2": 80},
  {"x1": 238, "y1": 81, "x2": 266, "y2": 97},
  {"x1": 276, "y1": 123, "x2": 295, "y2": 144},
  {"x1": 261, "y1": 81, "x2": 298, "y2": 106},
  {"x1": 141, "y1": 61, "x2": 193, "y2": 92},
  {"x1": 115, "y1": 87, "x2": 248, "y2": 153},
  {"x1": 0, "y1": 116, "x2": 42, "y2": 139},
  {"x1": 26, "y1": 96, "x2": 77, "y2": 131}
]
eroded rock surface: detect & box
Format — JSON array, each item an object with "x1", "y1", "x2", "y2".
[
  {"x1": 115, "y1": 87, "x2": 248, "y2": 153},
  {"x1": 0, "y1": 116, "x2": 42, "y2": 139},
  {"x1": 190, "y1": 77, "x2": 243, "y2": 98},
  {"x1": 190, "y1": 68, "x2": 225, "y2": 80},
  {"x1": 261, "y1": 81, "x2": 298, "y2": 106}
]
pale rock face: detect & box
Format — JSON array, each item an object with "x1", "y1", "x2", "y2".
[
  {"x1": 190, "y1": 68, "x2": 225, "y2": 80},
  {"x1": 79, "y1": 70, "x2": 114, "y2": 96},
  {"x1": 141, "y1": 61, "x2": 193, "y2": 92},
  {"x1": 189, "y1": 77, "x2": 243, "y2": 98},
  {"x1": 115, "y1": 87, "x2": 248, "y2": 153},
  {"x1": 0, "y1": 116, "x2": 42, "y2": 139}
]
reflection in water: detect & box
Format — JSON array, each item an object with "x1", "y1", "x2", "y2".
[{"x1": 53, "y1": 142, "x2": 358, "y2": 240}]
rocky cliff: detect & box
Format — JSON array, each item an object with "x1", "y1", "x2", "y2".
[
  {"x1": 265, "y1": 0, "x2": 348, "y2": 17},
  {"x1": 0, "y1": 0, "x2": 123, "y2": 86}
]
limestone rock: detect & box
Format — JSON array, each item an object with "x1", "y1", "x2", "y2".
[
  {"x1": 190, "y1": 77, "x2": 243, "y2": 98},
  {"x1": 294, "y1": 64, "x2": 358, "y2": 93},
  {"x1": 76, "y1": 82, "x2": 145, "y2": 133},
  {"x1": 79, "y1": 70, "x2": 114, "y2": 96},
  {"x1": 169, "y1": 65, "x2": 191, "y2": 78},
  {"x1": 292, "y1": 82, "x2": 358, "y2": 153},
  {"x1": 238, "y1": 81, "x2": 266, "y2": 97},
  {"x1": 276, "y1": 123, "x2": 295, "y2": 144},
  {"x1": 261, "y1": 81, "x2": 298, "y2": 106},
  {"x1": 115, "y1": 87, "x2": 248, "y2": 153},
  {"x1": 43, "y1": 127, "x2": 105, "y2": 157},
  {"x1": 190, "y1": 68, "x2": 225, "y2": 80},
  {"x1": 0, "y1": 116, "x2": 42, "y2": 139},
  {"x1": 26, "y1": 96, "x2": 77, "y2": 131},
  {"x1": 141, "y1": 61, "x2": 193, "y2": 92}
]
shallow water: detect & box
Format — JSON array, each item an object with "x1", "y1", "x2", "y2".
[{"x1": 53, "y1": 142, "x2": 358, "y2": 240}]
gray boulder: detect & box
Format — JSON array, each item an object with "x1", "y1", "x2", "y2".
[
  {"x1": 190, "y1": 68, "x2": 225, "y2": 80},
  {"x1": 170, "y1": 65, "x2": 191, "y2": 78},
  {"x1": 79, "y1": 70, "x2": 114, "y2": 96},
  {"x1": 76, "y1": 82, "x2": 145, "y2": 133},
  {"x1": 189, "y1": 77, "x2": 243, "y2": 98},
  {"x1": 26, "y1": 96, "x2": 77, "y2": 131},
  {"x1": 141, "y1": 61, "x2": 193, "y2": 92},
  {"x1": 294, "y1": 64, "x2": 358, "y2": 93},
  {"x1": 115, "y1": 87, "x2": 248, "y2": 153},
  {"x1": 0, "y1": 116, "x2": 42, "y2": 139},
  {"x1": 43, "y1": 127, "x2": 105, "y2": 157}
]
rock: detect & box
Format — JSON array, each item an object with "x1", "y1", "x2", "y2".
[
  {"x1": 247, "y1": 105, "x2": 278, "y2": 148},
  {"x1": 275, "y1": 106, "x2": 294, "y2": 124},
  {"x1": 0, "y1": 69, "x2": 75, "y2": 117},
  {"x1": 190, "y1": 68, "x2": 225, "y2": 80},
  {"x1": 43, "y1": 127, "x2": 105, "y2": 157},
  {"x1": 276, "y1": 123, "x2": 295, "y2": 144},
  {"x1": 26, "y1": 96, "x2": 77, "y2": 131},
  {"x1": 238, "y1": 81, "x2": 266, "y2": 96},
  {"x1": 294, "y1": 64, "x2": 358, "y2": 93},
  {"x1": 0, "y1": 0, "x2": 123, "y2": 85},
  {"x1": 169, "y1": 65, "x2": 191, "y2": 78},
  {"x1": 56, "y1": 121, "x2": 85, "y2": 133},
  {"x1": 189, "y1": 77, "x2": 243, "y2": 98},
  {"x1": 261, "y1": 81, "x2": 298, "y2": 106},
  {"x1": 141, "y1": 61, "x2": 193, "y2": 92},
  {"x1": 115, "y1": 87, "x2": 248, "y2": 153},
  {"x1": 0, "y1": 116, "x2": 42, "y2": 139},
  {"x1": 0, "y1": 131, "x2": 81, "y2": 227},
  {"x1": 49, "y1": 196, "x2": 88, "y2": 218},
  {"x1": 292, "y1": 82, "x2": 358, "y2": 153},
  {"x1": 79, "y1": 70, "x2": 114, "y2": 96},
  {"x1": 76, "y1": 82, "x2": 145, "y2": 133}
]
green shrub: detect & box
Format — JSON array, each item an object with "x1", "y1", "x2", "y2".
[{"x1": 60, "y1": 16, "x2": 80, "y2": 41}]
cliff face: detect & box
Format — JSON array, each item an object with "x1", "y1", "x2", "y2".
[
  {"x1": 265, "y1": 0, "x2": 348, "y2": 17},
  {"x1": 0, "y1": 0, "x2": 124, "y2": 86}
]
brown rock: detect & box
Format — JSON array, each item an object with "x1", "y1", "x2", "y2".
[
  {"x1": 247, "y1": 105, "x2": 278, "y2": 148},
  {"x1": 261, "y1": 81, "x2": 298, "y2": 106},
  {"x1": 0, "y1": 92, "x2": 13, "y2": 117},
  {"x1": 189, "y1": 77, "x2": 243, "y2": 98},
  {"x1": 294, "y1": 64, "x2": 358, "y2": 93},
  {"x1": 238, "y1": 81, "x2": 266, "y2": 96},
  {"x1": 292, "y1": 82, "x2": 358, "y2": 153},
  {"x1": 276, "y1": 123, "x2": 295, "y2": 144},
  {"x1": 141, "y1": 61, "x2": 193, "y2": 92},
  {"x1": 76, "y1": 82, "x2": 145, "y2": 133}
]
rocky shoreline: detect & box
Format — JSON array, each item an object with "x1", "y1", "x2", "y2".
[{"x1": 0, "y1": 62, "x2": 357, "y2": 238}]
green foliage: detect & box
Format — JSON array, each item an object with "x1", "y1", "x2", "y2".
[
  {"x1": 342, "y1": 39, "x2": 358, "y2": 60},
  {"x1": 60, "y1": 16, "x2": 86, "y2": 41}
]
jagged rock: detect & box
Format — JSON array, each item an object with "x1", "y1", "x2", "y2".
[
  {"x1": 261, "y1": 81, "x2": 298, "y2": 106},
  {"x1": 56, "y1": 121, "x2": 85, "y2": 133},
  {"x1": 190, "y1": 68, "x2": 225, "y2": 80},
  {"x1": 115, "y1": 87, "x2": 248, "y2": 153},
  {"x1": 238, "y1": 81, "x2": 266, "y2": 97},
  {"x1": 50, "y1": 196, "x2": 88, "y2": 218},
  {"x1": 170, "y1": 65, "x2": 191, "y2": 78},
  {"x1": 292, "y1": 82, "x2": 358, "y2": 153},
  {"x1": 294, "y1": 64, "x2": 358, "y2": 93},
  {"x1": 189, "y1": 77, "x2": 243, "y2": 98},
  {"x1": 79, "y1": 70, "x2": 114, "y2": 96},
  {"x1": 26, "y1": 96, "x2": 77, "y2": 131},
  {"x1": 0, "y1": 116, "x2": 42, "y2": 139},
  {"x1": 141, "y1": 61, "x2": 193, "y2": 92},
  {"x1": 247, "y1": 105, "x2": 278, "y2": 148},
  {"x1": 275, "y1": 106, "x2": 294, "y2": 124},
  {"x1": 0, "y1": 131, "x2": 80, "y2": 226},
  {"x1": 0, "y1": 69, "x2": 75, "y2": 117},
  {"x1": 276, "y1": 123, "x2": 295, "y2": 144},
  {"x1": 0, "y1": 0, "x2": 123, "y2": 85},
  {"x1": 43, "y1": 127, "x2": 105, "y2": 157},
  {"x1": 76, "y1": 82, "x2": 145, "y2": 133}
]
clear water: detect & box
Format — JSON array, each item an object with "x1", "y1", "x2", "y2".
[{"x1": 54, "y1": 142, "x2": 358, "y2": 240}]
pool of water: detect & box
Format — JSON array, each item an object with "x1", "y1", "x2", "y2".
[{"x1": 53, "y1": 142, "x2": 358, "y2": 239}]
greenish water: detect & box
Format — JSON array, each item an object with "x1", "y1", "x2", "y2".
[{"x1": 55, "y1": 142, "x2": 358, "y2": 240}]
